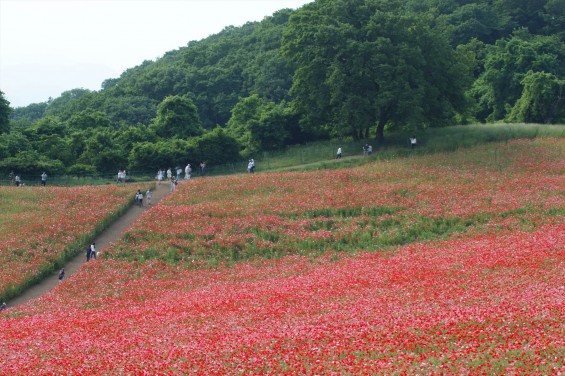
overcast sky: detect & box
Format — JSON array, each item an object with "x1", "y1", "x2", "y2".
[{"x1": 0, "y1": 0, "x2": 313, "y2": 108}]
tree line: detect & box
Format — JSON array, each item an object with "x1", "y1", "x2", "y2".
[{"x1": 1, "y1": 0, "x2": 563, "y2": 175}]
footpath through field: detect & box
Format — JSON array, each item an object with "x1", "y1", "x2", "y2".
[{"x1": 7, "y1": 182, "x2": 171, "y2": 308}]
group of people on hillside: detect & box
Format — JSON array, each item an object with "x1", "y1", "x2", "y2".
[
  {"x1": 135, "y1": 189, "x2": 152, "y2": 206},
  {"x1": 7, "y1": 171, "x2": 48, "y2": 186},
  {"x1": 117, "y1": 170, "x2": 127, "y2": 183},
  {"x1": 336, "y1": 136, "x2": 418, "y2": 159},
  {"x1": 85, "y1": 242, "x2": 97, "y2": 262}
]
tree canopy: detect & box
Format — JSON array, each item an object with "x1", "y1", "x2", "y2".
[{"x1": 3, "y1": 0, "x2": 564, "y2": 175}]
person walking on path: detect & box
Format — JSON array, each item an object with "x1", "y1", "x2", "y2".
[
  {"x1": 166, "y1": 168, "x2": 172, "y2": 180},
  {"x1": 200, "y1": 162, "x2": 206, "y2": 176},
  {"x1": 41, "y1": 172, "x2": 48, "y2": 186},
  {"x1": 247, "y1": 159, "x2": 255, "y2": 174},
  {"x1": 90, "y1": 243, "x2": 97, "y2": 260},
  {"x1": 58, "y1": 268, "x2": 65, "y2": 282},
  {"x1": 86, "y1": 245, "x2": 92, "y2": 262},
  {"x1": 0, "y1": 302, "x2": 6, "y2": 311},
  {"x1": 15, "y1": 175, "x2": 21, "y2": 187},
  {"x1": 146, "y1": 189, "x2": 152, "y2": 205},
  {"x1": 135, "y1": 189, "x2": 143, "y2": 207},
  {"x1": 336, "y1": 147, "x2": 342, "y2": 159},
  {"x1": 410, "y1": 136, "x2": 417, "y2": 149}
]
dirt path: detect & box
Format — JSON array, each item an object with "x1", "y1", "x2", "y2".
[{"x1": 7, "y1": 182, "x2": 171, "y2": 308}]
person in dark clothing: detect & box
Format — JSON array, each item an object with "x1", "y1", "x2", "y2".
[
  {"x1": 86, "y1": 246, "x2": 92, "y2": 262},
  {"x1": 58, "y1": 268, "x2": 65, "y2": 281}
]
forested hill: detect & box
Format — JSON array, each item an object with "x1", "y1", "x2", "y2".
[{"x1": 1, "y1": 0, "x2": 564, "y2": 175}]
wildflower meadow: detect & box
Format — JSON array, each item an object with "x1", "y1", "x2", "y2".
[
  {"x1": 0, "y1": 138, "x2": 563, "y2": 374},
  {"x1": 0, "y1": 185, "x2": 134, "y2": 301}
]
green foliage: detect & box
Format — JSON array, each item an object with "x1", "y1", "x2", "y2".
[
  {"x1": 509, "y1": 71, "x2": 565, "y2": 124},
  {"x1": 151, "y1": 95, "x2": 203, "y2": 138},
  {"x1": 0, "y1": 91, "x2": 12, "y2": 134},
  {"x1": 3, "y1": 0, "x2": 564, "y2": 174},
  {"x1": 473, "y1": 31, "x2": 565, "y2": 122},
  {"x1": 227, "y1": 95, "x2": 294, "y2": 156},
  {"x1": 188, "y1": 127, "x2": 240, "y2": 165},
  {"x1": 282, "y1": 0, "x2": 473, "y2": 142}
]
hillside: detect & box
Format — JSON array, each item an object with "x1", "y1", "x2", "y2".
[
  {"x1": 1, "y1": 0, "x2": 564, "y2": 176},
  {"x1": 1, "y1": 138, "x2": 563, "y2": 373}
]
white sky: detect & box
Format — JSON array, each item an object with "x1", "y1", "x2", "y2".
[{"x1": 0, "y1": 0, "x2": 313, "y2": 108}]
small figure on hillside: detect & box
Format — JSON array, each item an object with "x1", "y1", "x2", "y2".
[
  {"x1": 200, "y1": 162, "x2": 206, "y2": 176},
  {"x1": 58, "y1": 268, "x2": 65, "y2": 282},
  {"x1": 0, "y1": 302, "x2": 6, "y2": 311},
  {"x1": 248, "y1": 159, "x2": 255, "y2": 174},
  {"x1": 15, "y1": 175, "x2": 21, "y2": 187},
  {"x1": 410, "y1": 136, "x2": 417, "y2": 149},
  {"x1": 185, "y1": 164, "x2": 192, "y2": 180},
  {"x1": 336, "y1": 147, "x2": 342, "y2": 159},
  {"x1": 146, "y1": 189, "x2": 152, "y2": 205},
  {"x1": 86, "y1": 245, "x2": 92, "y2": 262},
  {"x1": 90, "y1": 243, "x2": 97, "y2": 260},
  {"x1": 41, "y1": 172, "x2": 48, "y2": 186}
]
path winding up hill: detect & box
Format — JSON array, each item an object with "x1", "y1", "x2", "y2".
[{"x1": 7, "y1": 182, "x2": 171, "y2": 308}]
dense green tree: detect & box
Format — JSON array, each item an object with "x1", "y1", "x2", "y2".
[
  {"x1": 78, "y1": 129, "x2": 125, "y2": 172},
  {"x1": 227, "y1": 95, "x2": 292, "y2": 156},
  {"x1": 128, "y1": 139, "x2": 191, "y2": 171},
  {"x1": 282, "y1": 0, "x2": 472, "y2": 142},
  {"x1": 188, "y1": 127, "x2": 241, "y2": 165},
  {"x1": 0, "y1": 91, "x2": 11, "y2": 134},
  {"x1": 0, "y1": 131, "x2": 32, "y2": 159},
  {"x1": 473, "y1": 31, "x2": 565, "y2": 121},
  {"x1": 67, "y1": 109, "x2": 112, "y2": 131},
  {"x1": 509, "y1": 71, "x2": 565, "y2": 123},
  {"x1": 151, "y1": 95, "x2": 203, "y2": 139}
]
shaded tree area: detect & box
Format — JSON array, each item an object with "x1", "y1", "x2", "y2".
[{"x1": 3, "y1": 0, "x2": 564, "y2": 176}]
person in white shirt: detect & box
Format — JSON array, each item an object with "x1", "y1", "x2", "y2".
[
  {"x1": 185, "y1": 164, "x2": 192, "y2": 180},
  {"x1": 336, "y1": 147, "x2": 342, "y2": 159}
]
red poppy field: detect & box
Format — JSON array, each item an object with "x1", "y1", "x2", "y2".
[
  {"x1": 1, "y1": 139, "x2": 564, "y2": 374},
  {"x1": 0, "y1": 185, "x2": 134, "y2": 301}
]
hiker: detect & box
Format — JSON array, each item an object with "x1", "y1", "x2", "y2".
[
  {"x1": 15, "y1": 175, "x2": 21, "y2": 187},
  {"x1": 90, "y1": 243, "x2": 97, "y2": 260},
  {"x1": 58, "y1": 268, "x2": 65, "y2": 282},
  {"x1": 135, "y1": 189, "x2": 143, "y2": 207},
  {"x1": 0, "y1": 302, "x2": 6, "y2": 311},
  {"x1": 146, "y1": 189, "x2": 152, "y2": 205},
  {"x1": 185, "y1": 164, "x2": 192, "y2": 180},
  {"x1": 248, "y1": 159, "x2": 255, "y2": 174},
  {"x1": 336, "y1": 147, "x2": 342, "y2": 159},
  {"x1": 86, "y1": 245, "x2": 92, "y2": 262},
  {"x1": 410, "y1": 136, "x2": 417, "y2": 149},
  {"x1": 41, "y1": 172, "x2": 47, "y2": 186}
]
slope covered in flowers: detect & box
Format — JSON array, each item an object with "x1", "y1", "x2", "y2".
[
  {"x1": 1, "y1": 139, "x2": 564, "y2": 374},
  {"x1": 0, "y1": 185, "x2": 134, "y2": 300}
]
